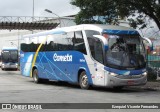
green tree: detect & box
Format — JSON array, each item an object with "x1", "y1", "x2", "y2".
[
  {"x1": 71, "y1": 0, "x2": 160, "y2": 30},
  {"x1": 71, "y1": 0, "x2": 118, "y2": 25}
]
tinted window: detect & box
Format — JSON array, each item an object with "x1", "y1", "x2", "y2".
[
  {"x1": 74, "y1": 31, "x2": 86, "y2": 54},
  {"x1": 21, "y1": 31, "x2": 87, "y2": 54},
  {"x1": 85, "y1": 30, "x2": 100, "y2": 37},
  {"x1": 105, "y1": 34, "x2": 146, "y2": 70},
  {"x1": 1, "y1": 50, "x2": 18, "y2": 63},
  {"x1": 88, "y1": 37, "x2": 104, "y2": 64},
  {"x1": 2, "y1": 51, "x2": 10, "y2": 62},
  {"x1": 10, "y1": 51, "x2": 18, "y2": 62},
  {"x1": 21, "y1": 43, "x2": 39, "y2": 52},
  {"x1": 47, "y1": 33, "x2": 74, "y2": 51}
]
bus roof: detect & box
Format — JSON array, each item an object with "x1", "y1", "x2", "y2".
[
  {"x1": 82, "y1": 24, "x2": 138, "y2": 35},
  {"x1": 2, "y1": 47, "x2": 18, "y2": 50},
  {"x1": 83, "y1": 24, "x2": 135, "y2": 31},
  {"x1": 22, "y1": 24, "x2": 138, "y2": 38}
]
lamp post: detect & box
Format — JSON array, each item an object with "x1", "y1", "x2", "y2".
[
  {"x1": 45, "y1": 9, "x2": 61, "y2": 27},
  {"x1": 32, "y1": 0, "x2": 34, "y2": 34},
  {"x1": 33, "y1": 0, "x2": 34, "y2": 19}
]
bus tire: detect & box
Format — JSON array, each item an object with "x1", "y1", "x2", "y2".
[
  {"x1": 32, "y1": 69, "x2": 41, "y2": 83},
  {"x1": 79, "y1": 71, "x2": 90, "y2": 89}
]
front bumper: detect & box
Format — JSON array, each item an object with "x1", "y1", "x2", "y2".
[
  {"x1": 106, "y1": 74, "x2": 147, "y2": 87},
  {"x1": 1, "y1": 64, "x2": 18, "y2": 69}
]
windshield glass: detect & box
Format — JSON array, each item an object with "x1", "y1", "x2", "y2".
[
  {"x1": 10, "y1": 50, "x2": 18, "y2": 62},
  {"x1": 2, "y1": 51, "x2": 10, "y2": 63},
  {"x1": 106, "y1": 34, "x2": 146, "y2": 70},
  {"x1": 2, "y1": 50, "x2": 18, "y2": 63}
]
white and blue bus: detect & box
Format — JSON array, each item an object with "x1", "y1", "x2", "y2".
[
  {"x1": 20, "y1": 24, "x2": 151, "y2": 89},
  {"x1": 1, "y1": 47, "x2": 19, "y2": 70}
]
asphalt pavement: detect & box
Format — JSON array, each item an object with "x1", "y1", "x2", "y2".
[{"x1": 0, "y1": 69, "x2": 159, "y2": 112}]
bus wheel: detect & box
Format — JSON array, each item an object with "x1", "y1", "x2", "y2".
[
  {"x1": 79, "y1": 71, "x2": 90, "y2": 89},
  {"x1": 32, "y1": 69, "x2": 41, "y2": 83}
]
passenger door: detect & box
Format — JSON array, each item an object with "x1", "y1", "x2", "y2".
[{"x1": 88, "y1": 37, "x2": 105, "y2": 86}]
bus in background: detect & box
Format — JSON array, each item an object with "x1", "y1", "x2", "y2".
[
  {"x1": 1, "y1": 47, "x2": 19, "y2": 70},
  {"x1": 20, "y1": 24, "x2": 152, "y2": 89}
]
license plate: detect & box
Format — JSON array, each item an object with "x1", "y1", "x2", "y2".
[{"x1": 127, "y1": 80, "x2": 134, "y2": 85}]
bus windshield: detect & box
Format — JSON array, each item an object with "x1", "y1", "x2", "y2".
[
  {"x1": 2, "y1": 51, "x2": 10, "y2": 63},
  {"x1": 106, "y1": 34, "x2": 146, "y2": 70},
  {"x1": 10, "y1": 50, "x2": 18, "y2": 62},
  {"x1": 2, "y1": 50, "x2": 18, "y2": 63}
]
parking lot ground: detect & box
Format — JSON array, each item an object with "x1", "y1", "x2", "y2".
[{"x1": 0, "y1": 69, "x2": 159, "y2": 112}]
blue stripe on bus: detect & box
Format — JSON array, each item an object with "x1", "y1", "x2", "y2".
[
  {"x1": 20, "y1": 51, "x2": 93, "y2": 84},
  {"x1": 102, "y1": 29, "x2": 139, "y2": 35},
  {"x1": 104, "y1": 66, "x2": 146, "y2": 75}
]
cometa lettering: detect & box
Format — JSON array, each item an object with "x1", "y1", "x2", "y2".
[{"x1": 53, "y1": 53, "x2": 72, "y2": 62}]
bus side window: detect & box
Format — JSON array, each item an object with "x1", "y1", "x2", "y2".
[
  {"x1": 74, "y1": 31, "x2": 87, "y2": 54},
  {"x1": 21, "y1": 43, "x2": 26, "y2": 52},
  {"x1": 66, "y1": 32, "x2": 74, "y2": 50},
  {"x1": 88, "y1": 37, "x2": 104, "y2": 64}
]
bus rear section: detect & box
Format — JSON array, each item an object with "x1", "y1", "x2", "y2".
[{"x1": 1, "y1": 47, "x2": 18, "y2": 70}]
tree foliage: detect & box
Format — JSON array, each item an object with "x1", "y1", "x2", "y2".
[
  {"x1": 71, "y1": 0, "x2": 160, "y2": 30},
  {"x1": 71, "y1": 0, "x2": 118, "y2": 24}
]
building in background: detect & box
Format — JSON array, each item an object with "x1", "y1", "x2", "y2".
[
  {"x1": 1, "y1": 15, "x2": 159, "y2": 52},
  {"x1": 0, "y1": 16, "x2": 76, "y2": 50}
]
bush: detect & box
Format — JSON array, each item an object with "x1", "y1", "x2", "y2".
[{"x1": 147, "y1": 67, "x2": 157, "y2": 81}]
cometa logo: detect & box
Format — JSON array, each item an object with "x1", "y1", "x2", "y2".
[{"x1": 53, "y1": 53, "x2": 72, "y2": 62}]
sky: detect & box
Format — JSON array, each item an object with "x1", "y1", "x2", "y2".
[
  {"x1": 0, "y1": 0, "x2": 80, "y2": 49},
  {"x1": 0, "y1": 0, "x2": 159, "y2": 38},
  {"x1": 0, "y1": 0, "x2": 79, "y2": 17}
]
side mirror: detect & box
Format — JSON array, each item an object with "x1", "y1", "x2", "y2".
[
  {"x1": 93, "y1": 35, "x2": 108, "y2": 50},
  {"x1": 142, "y1": 37, "x2": 153, "y2": 51}
]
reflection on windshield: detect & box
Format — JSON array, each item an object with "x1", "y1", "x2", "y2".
[{"x1": 106, "y1": 34, "x2": 146, "y2": 70}]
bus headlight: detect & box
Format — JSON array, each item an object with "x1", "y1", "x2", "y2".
[
  {"x1": 142, "y1": 72, "x2": 147, "y2": 76},
  {"x1": 109, "y1": 72, "x2": 118, "y2": 77}
]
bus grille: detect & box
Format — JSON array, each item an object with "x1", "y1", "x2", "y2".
[{"x1": 116, "y1": 75, "x2": 143, "y2": 79}]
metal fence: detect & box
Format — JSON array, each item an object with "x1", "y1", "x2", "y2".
[{"x1": 0, "y1": 16, "x2": 56, "y2": 23}]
